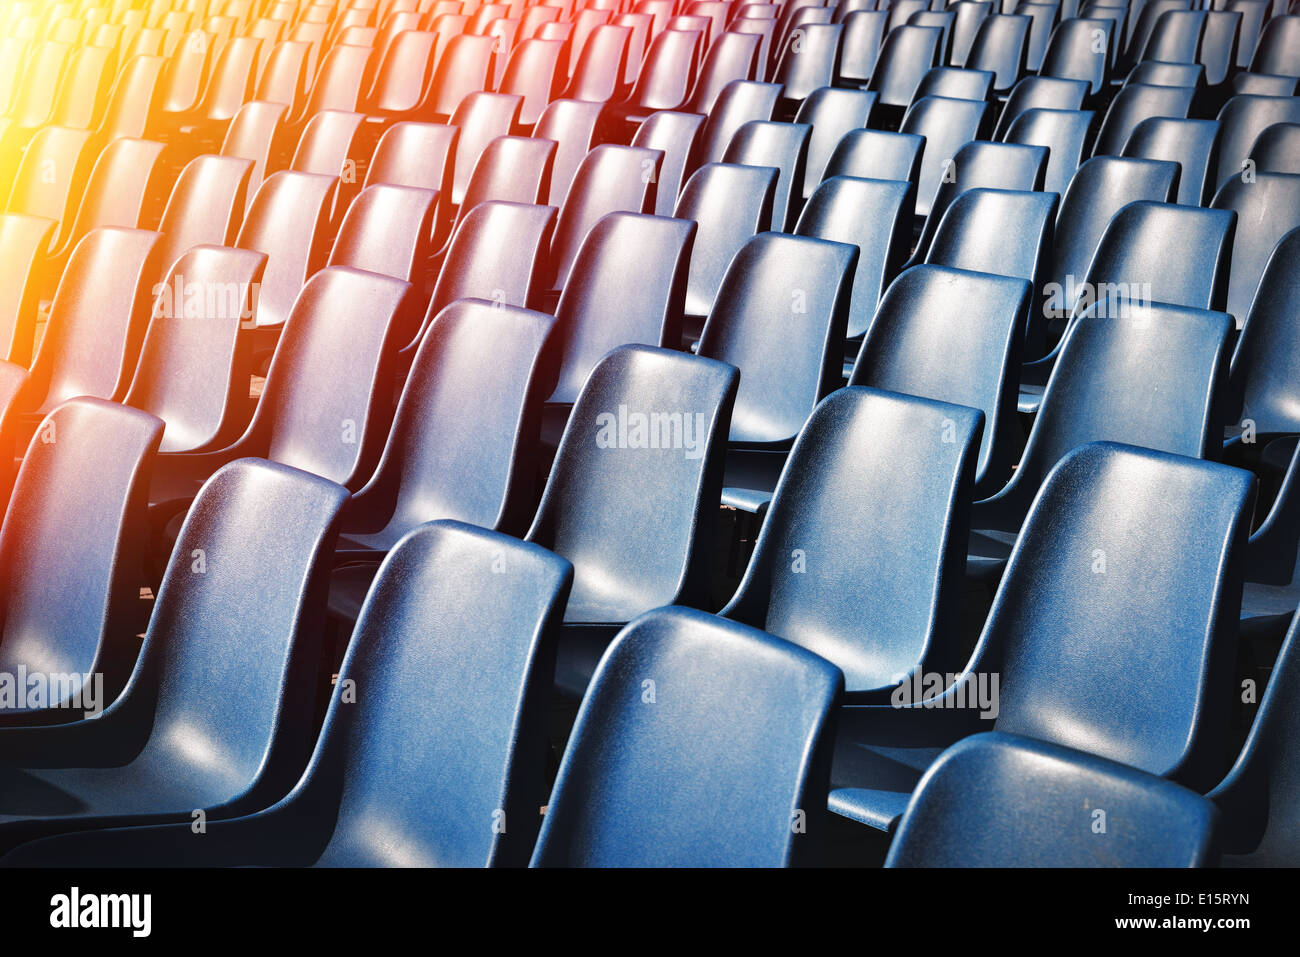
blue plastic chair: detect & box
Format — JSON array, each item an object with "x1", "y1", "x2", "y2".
[
  {"x1": 0, "y1": 459, "x2": 347, "y2": 856},
  {"x1": 721, "y1": 387, "x2": 983, "y2": 699},
  {"x1": 1210, "y1": 172, "x2": 1300, "y2": 328},
  {"x1": 976, "y1": 300, "x2": 1233, "y2": 577},
  {"x1": 526, "y1": 345, "x2": 738, "y2": 693},
  {"x1": 532, "y1": 606, "x2": 843, "y2": 867},
  {"x1": 0, "y1": 399, "x2": 162, "y2": 725},
  {"x1": 1122, "y1": 116, "x2": 1220, "y2": 206},
  {"x1": 851, "y1": 265, "x2": 1031, "y2": 498},
  {"x1": 830, "y1": 441, "x2": 1254, "y2": 832},
  {"x1": 696, "y1": 232, "x2": 857, "y2": 512},
  {"x1": 887, "y1": 732, "x2": 1219, "y2": 867},
  {"x1": 1, "y1": 521, "x2": 574, "y2": 867}
]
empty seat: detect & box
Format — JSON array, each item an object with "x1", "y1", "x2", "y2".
[
  {"x1": 548, "y1": 213, "x2": 694, "y2": 410},
  {"x1": 1122, "y1": 116, "x2": 1220, "y2": 205},
  {"x1": 720, "y1": 385, "x2": 982, "y2": 696},
  {"x1": 1228, "y1": 227, "x2": 1300, "y2": 441},
  {"x1": 153, "y1": 154, "x2": 255, "y2": 276},
  {"x1": 830, "y1": 440, "x2": 1253, "y2": 832},
  {"x1": 447, "y1": 92, "x2": 525, "y2": 209},
  {"x1": 913, "y1": 66, "x2": 995, "y2": 103},
  {"x1": 0, "y1": 398, "x2": 163, "y2": 723},
  {"x1": 631, "y1": 110, "x2": 706, "y2": 217},
  {"x1": 721, "y1": 120, "x2": 811, "y2": 231},
  {"x1": 532, "y1": 606, "x2": 841, "y2": 867},
  {"x1": 698, "y1": 232, "x2": 857, "y2": 508},
  {"x1": 525, "y1": 345, "x2": 738, "y2": 681},
  {"x1": 1040, "y1": 16, "x2": 1113, "y2": 94},
  {"x1": 966, "y1": 13, "x2": 1031, "y2": 93},
  {"x1": 1004, "y1": 107, "x2": 1093, "y2": 195},
  {"x1": 821, "y1": 129, "x2": 925, "y2": 199},
  {"x1": 1212, "y1": 94, "x2": 1300, "y2": 192},
  {"x1": 125, "y1": 245, "x2": 267, "y2": 454},
  {"x1": 796, "y1": 176, "x2": 913, "y2": 352},
  {"x1": 22, "y1": 227, "x2": 162, "y2": 416},
  {"x1": 498, "y1": 37, "x2": 565, "y2": 126},
  {"x1": 1124, "y1": 59, "x2": 1204, "y2": 88},
  {"x1": 851, "y1": 264, "x2": 1031, "y2": 496},
  {"x1": 994, "y1": 74, "x2": 1089, "y2": 138},
  {"x1": 887, "y1": 732, "x2": 1219, "y2": 867},
  {"x1": 533, "y1": 98, "x2": 605, "y2": 208},
  {"x1": 326, "y1": 184, "x2": 438, "y2": 286},
  {"x1": 836, "y1": 10, "x2": 889, "y2": 87},
  {"x1": 456, "y1": 136, "x2": 557, "y2": 226},
  {"x1": 901, "y1": 96, "x2": 990, "y2": 220},
  {"x1": 912, "y1": 140, "x2": 1048, "y2": 265},
  {"x1": 772, "y1": 22, "x2": 843, "y2": 106},
  {"x1": 0, "y1": 215, "x2": 55, "y2": 365},
  {"x1": 1093, "y1": 82, "x2": 1196, "y2": 157},
  {"x1": 0, "y1": 459, "x2": 348, "y2": 856},
  {"x1": 1250, "y1": 122, "x2": 1300, "y2": 174},
  {"x1": 4, "y1": 126, "x2": 95, "y2": 253},
  {"x1": 234, "y1": 171, "x2": 337, "y2": 336},
  {"x1": 548, "y1": 144, "x2": 661, "y2": 294},
  {"x1": 675, "y1": 163, "x2": 778, "y2": 324},
  {"x1": 976, "y1": 299, "x2": 1233, "y2": 576},
  {"x1": 2, "y1": 520, "x2": 575, "y2": 868},
  {"x1": 868, "y1": 24, "x2": 943, "y2": 108},
  {"x1": 794, "y1": 86, "x2": 876, "y2": 198},
  {"x1": 1231, "y1": 71, "x2": 1298, "y2": 96},
  {"x1": 1250, "y1": 14, "x2": 1300, "y2": 78},
  {"x1": 148, "y1": 268, "x2": 414, "y2": 510},
  {"x1": 406, "y1": 202, "x2": 558, "y2": 351},
  {"x1": 363, "y1": 121, "x2": 457, "y2": 200},
  {"x1": 1210, "y1": 172, "x2": 1300, "y2": 326},
  {"x1": 220, "y1": 101, "x2": 289, "y2": 214}
]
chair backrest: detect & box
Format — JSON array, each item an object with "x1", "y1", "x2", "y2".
[
  {"x1": 365, "y1": 28, "x2": 437, "y2": 114},
  {"x1": 154, "y1": 154, "x2": 254, "y2": 276},
  {"x1": 1075, "y1": 201, "x2": 1235, "y2": 321},
  {"x1": 499, "y1": 38, "x2": 565, "y2": 126},
  {"x1": 887, "y1": 731, "x2": 1219, "y2": 867},
  {"x1": 1045, "y1": 155, "x2": 1179, "y2": 315},
  {"x1": 241, "y1": 267, "x2": 412, "y2": 489},
  {"x1": 836, "y1": 10, "x2": 888, "y2": 84},
  {"x1": 220, "y1": 101, "x2": 288, "y2": 214},
  {"x1": 1125, "y1": 59, "x2": 1204, "y2": 88},
  {"x1": 448, "y1": 91, "x2": 524, "y2": 206},
  {"x1": 722, "y1": 386, "x2": 983, "y2": 695},
  {"x1": 1040, "y1": 16, "x2": 1112, "y2": 93},
  {"x1": 913, "y1": 139, "x2": 1048, "y2": 262},
  {"x1": 1003, "y1": 302, "x2": 1231, "y2": 505},
  {"x1": 352, "y1": 300, "x2": 558, "y2": 543},
  {"x1": 1121, "y1": 116, "x2": 1219, "y2": 206},
  {"x1": 966, "y1": 12, "x2": 1030, "y2": 92},
  {"x1": 421, "y1": 201, "x2": 558, "y2": 343},
  {"x1": 900, "y1": 95, "x2": 990, "y2": 218},
  {"x1": 421, "y1": 33, "x2": 496, "y2": 119},
  {"x1": 0, "y1": 214, "x2": 56, "y2": 365},
  {"x1": 851, "y1": 264, "x2": 1030, "y2": 495},
  {"x1": 794, "y1": 87, "x2": 877, "y2": 199},
  {"x1": 291, "y1": 520, "x2": 572, "y2": 867},
  {"x1": 631, "y1": 110, "x2": 705, "y2": 218},
  {"x1": 674, "y1": 163, "x2": 777, "y2": 319},
  {"x1": 29, "y1": 227, "x2": 162, "y2": 412},
  {"x1": 550, "y1": 144, "x2": 661, "y2": 292},
  {"x1": 326, "y1": 183, "x2": 438, "y2": 285},
  {"x1": 1093, "y1": 82, "x2": 1196, "y2": 157},
  {"x1": 623, "y1": 24, "x2": 700, "y2": 110},
  {"x1": 692, "y1": 78, "x2": 781, "y2": 169},
  {"x1": 130, "y1": 459, "x2": 347, "y2": 812},
  {"x1": 698, "y1": 232, "x2": 857, "y2": 447},
  {"x1": 1211, "y1": 172, "x2": 1300, "y2": 326},
  {"x1": 995, "y1": 74, "x2": 1088, "y2": 137},
  {"x1": 976, "y1": 441, "x2": 1253, "y2": 789},
  {"x1": 363, "y1": 121, "x2": 457, "y2": 196},
  {"x1": 532, "y1": 606, "x2": 842, "y2": 867},
  {"x1": 1212, "y1": 94, "x2": 1300, "y2": 192},
  {"x1": 821, "y1": 129, "x2": 925, "y2": 198},
  {"x1": 5, "y1": 126, "x2": 93, "y2": 251},
  {"x1": 0, "y1": 398, "x2": 163, "y2": 706},
  {"x1": 683, "y1": 29, "x2": 760, "y2": 114},
  {"x1": 534, "y1": 98, "x2": 605, "y2": 207},
  {"x1": 773, "y1": 21, "x2": 843, "y2": 102},
  {"x1": 795, "y1": 176, "x2": 913, "y2": 340},
  {"x1": 551, "y1": 213, "x2": 695, "y2": 404},
  {"x1": 913, "y1": 65, "x2": 995, "y2": 103},
  {"x1": 869, "y1": 24, "x2": 942, "y2": 106},
  {"x1": 235, "y1": 170, "x2": 337, "y2": 330},
  {"x1": 1231, "y1": 227, "x2": 1300, "y2": 436},
  {"x1": 125, "y1": 244, "x2": 267, "y2": 454},
  {"x1": 1005, "y1": 107, "x2": 1093, "y2": 196},
  {"x1": 560, "y1": 23, "x2": 630, "y2": 102},
  {"x1": 458, "y1": 135, "x2": 556, "y2": 219},
  {"x1": 526, "y1": 345, "x2": 738, "y2": 619},
  {"x1": 1250, "y1": 12, "x2": 1300, "y2": 76},
  {"x1": 1250, "y1": 122, "x2": 1300, "y2": 174},
  {"x1": 721, "y1": 119, "x2": 811, "y2": 231}
]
